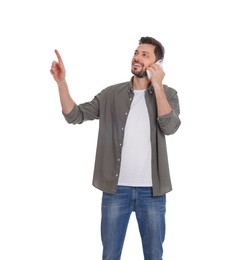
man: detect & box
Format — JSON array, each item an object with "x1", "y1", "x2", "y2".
[{"x1": 50, "y1": 36, "x2": 181, "y2": 260}]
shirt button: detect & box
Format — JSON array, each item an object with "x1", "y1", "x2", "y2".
[
  {"x1": 125, "y1": 112, "x2": 128, "y2": 115},
  {"x1": 119, "y1": 143, "x2": 122, "y2": 146},
  {"x1": 118, "y1": 158, "x2": 120, "y2": 162},
  {"x1": 115, "y1": 174, "x2": 119, "y2": 177},
  {"x1": 122, "y1": 128, "x2": 124, "y2": 131}
]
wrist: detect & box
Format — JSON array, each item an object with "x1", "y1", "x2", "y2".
[
  {"x1": 57, "y1": 79, "x2": 67, "y2": 88},
  {"x1": 153, "y1": 83, "x2": 164, "y2": 92}
]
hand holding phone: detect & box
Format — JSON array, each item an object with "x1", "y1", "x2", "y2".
[{"x1": 146, "y1": 60, "x2": 163, "y2": 80}]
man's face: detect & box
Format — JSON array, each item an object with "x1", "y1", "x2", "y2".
[
  {"x1": 131, "y1": 43, "x2": 156, "y2": 78},
  {"x1": 131, "y1": 44, "x2": 156, "y2": 78}
]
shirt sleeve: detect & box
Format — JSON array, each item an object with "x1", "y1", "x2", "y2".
[
  {"x1": 157, "y1": 86, "x2": 181, "y2": 135},
  {"x1": 63, "y1": 95, "x2": 100, "y2": 124}
]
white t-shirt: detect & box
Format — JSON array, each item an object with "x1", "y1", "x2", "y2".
[{"x1": 118, "y1": 89, "x2": 152, "y2": 186}]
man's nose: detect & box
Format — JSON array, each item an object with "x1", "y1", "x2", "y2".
[{"x1": 134, "y1": 56, "x2": 140, "y2": 62}]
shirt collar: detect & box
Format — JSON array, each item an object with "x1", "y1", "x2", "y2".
[{"x1": 128, "y1": 77, "x2": 154, "y2": 95}]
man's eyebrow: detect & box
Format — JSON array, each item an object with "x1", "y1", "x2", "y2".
[{"x1": 134, "y1": 50, "x2": 150, "y2": 55}]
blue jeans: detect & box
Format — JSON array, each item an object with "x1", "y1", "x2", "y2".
[{"x1": 101, "y1": 186, "x2": 166, "y2": 260}]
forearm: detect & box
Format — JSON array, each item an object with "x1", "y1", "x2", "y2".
[{"x1": 57, "y1": 80, "x2": 75, "y2": 115}]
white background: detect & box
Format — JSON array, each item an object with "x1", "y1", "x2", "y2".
[{"x1": 1, "y1": 0, "x2": 251, "y2": 259}]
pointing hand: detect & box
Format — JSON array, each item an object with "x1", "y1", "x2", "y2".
[{"x1": 50, "y1": 50, "x2": 66, "y2": 83}]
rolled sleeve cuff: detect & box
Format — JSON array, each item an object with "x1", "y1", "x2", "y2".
[
  {"x1": 157, "y1": 110, "x2": 181, "y2": 135},
  {"x1": 62, "y1": 103, "x2": 81, "y2": 124},
  {"x1": 157, "y1": 110, "x2": 176, "y2": 122}
]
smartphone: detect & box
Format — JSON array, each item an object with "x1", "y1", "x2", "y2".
[{"x1": 146, "y1": 60, "x2": 163, "y2": 80}]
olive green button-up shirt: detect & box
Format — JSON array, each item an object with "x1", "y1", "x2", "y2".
[{"x1": 64, "y1": 79, "x2": 181, "y2": 196}]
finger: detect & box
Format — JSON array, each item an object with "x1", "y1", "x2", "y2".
[
  {"x1": 152, "y1": 63, "x2": 160, "y2": 69},
  {"x1": 51, "y1": 61, "x2": 57, "y2": 68},
  {"x1": 55, "y1": 49, "x2": 64, "y2": 64},
  {"x1": 148, "y1": 65, "x2": 156, "y2": 72},
  {"x1": 151, "y1": 64, "x2": 161, "y2": 72},
  {"x1": 50, "y1": 67, "x2": 57, "y2": 75},
  {"x1": 147, "y1": 67, "x2": 154, "y2": 72}
]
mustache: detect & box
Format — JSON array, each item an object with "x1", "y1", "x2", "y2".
[{"x1": 132, "y1": 60, "x2": 144, "y2": 66}]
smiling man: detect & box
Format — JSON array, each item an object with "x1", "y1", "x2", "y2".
[{"x1": 50, "y1": 36, "x2": 181, "y2": 260}]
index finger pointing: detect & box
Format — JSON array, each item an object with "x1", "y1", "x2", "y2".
[{"x1": 55, "y1": 49, "x2": 63, "y2": 64}]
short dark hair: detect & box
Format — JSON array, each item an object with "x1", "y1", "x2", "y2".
[{"x1": 139, "y1": 36, "x2": 165, "y2": 61}]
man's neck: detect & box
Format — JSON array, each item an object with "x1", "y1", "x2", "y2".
[{"x1": 132, "y1": 76, "x2": 150, "y2": 90}]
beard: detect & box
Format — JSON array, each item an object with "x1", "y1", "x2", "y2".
[{"x1": 131, "y1": 68, "x2": 147, "y2": 78}]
